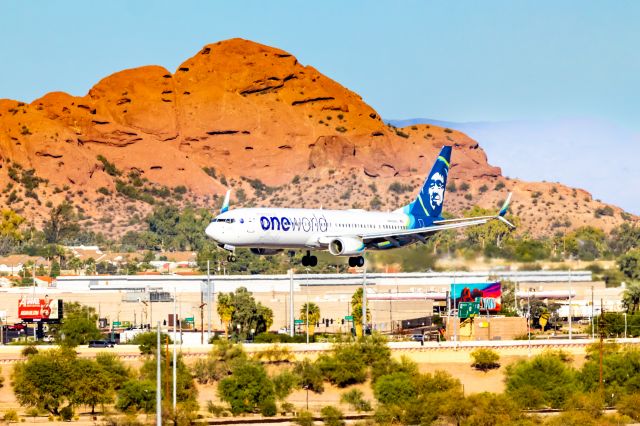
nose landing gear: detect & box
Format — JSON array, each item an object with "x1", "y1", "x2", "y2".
[
  {"x1": 227, "y1": 254, "x2": 236, "y2": 262},
  {"x1": 301, "y1": 251, "x2": 318, "y2": 267},
  {"x1": 348, "y1": 256, "x2": 365, "y2": 267}
]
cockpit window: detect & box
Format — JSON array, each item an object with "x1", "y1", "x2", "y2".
[{"x1": 211, "y1": 218, "x2": 235, "y2": 223}]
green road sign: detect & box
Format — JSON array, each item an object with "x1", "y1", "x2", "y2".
[
  {"x1": 458, "y1": 302, "x2": 480, "y2": 319},
  {"x1": 185, "y1": 317, "x2": 195, "y2": 323},
  {"x1": 294, "y1": 319, "x2": 304, "y2": 325},
  {"x1": 344, "y1": 315, "x2": 353, "y2": 321},
  {"x1": 112, "y1": 321, "x2": 121, "y2": 326}
]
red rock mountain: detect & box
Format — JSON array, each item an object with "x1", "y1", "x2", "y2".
[{"x1": 0, "y1": 38, "x2": 634, "y2": 236}]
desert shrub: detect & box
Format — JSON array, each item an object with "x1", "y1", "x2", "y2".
[
  {"x1": 505, "y1": 351, "x2": 578, "y2": 409},
  {"x1": 21, "y1": 344, "x2": 39, "y2": 357},
  {"x1": 470, "y1": 348, "x2": 500, "y2": 372},
  {"x1": 340, "y1": 389, "x2": 372, "y2": 412},
  {"x1": 294, "y1": 411, "x2": 315, "y2": 426},
  {"x1": 617, "y1": 393, "x2": 640, "y2": 421},
  {"x1": 459, "y1": 182, "x2": 470, "y2": 192},
  {"x1": 218, "y1": 361, "x2": 275, "y2": 415},
  {"x1": 373, "y1": 372, "x2": 416, "y2": 405},
  {"x1": 3, "y1": 410, "x2": 19, "y2": 423},
  {"x1": 320, "y1": 405, "x2": 345, "y2": 426},
  {"x1": 59, "y1": 406, "x2": 73, "y2": 421},
  {"x1": 293, "y1": 359, "x2": 324, "y2": 393}
]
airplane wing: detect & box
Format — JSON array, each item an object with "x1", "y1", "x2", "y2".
[{"x1": 359, "y1": 193, "x2": 515, "y2": 248}]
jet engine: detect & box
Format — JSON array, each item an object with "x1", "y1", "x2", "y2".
[
  {"x1": 250, "y1": 248, "x2": 284, "y2": 256},
  {"x1": 328, "y1": 237, "x2": 365, "y2": 256}
]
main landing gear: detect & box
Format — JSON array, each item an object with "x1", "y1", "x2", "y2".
[
  {"x1": 301, "y1": 251, "x2": 318, "y2": 267},
  {"x1": 227, "y1": 254, "x2": 236, "y2": 262},
  {"x1": 348, "y1": 256, "x2": 365, "y2": 267}
]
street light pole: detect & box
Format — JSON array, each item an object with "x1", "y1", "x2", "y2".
[
  {"x1": 527, "y1": 291, "x2": 531, "y2": 358},
  {"x1": 156, "y1": 321, "x2": 161, "y2": 426},
  {"x1": 172, "y1": 288, "x2": 177, "y2": 413},
  {"x1": 362, "y1": 262, "x2": 367, "y2": 336},
  {"x1": 305, "y1": 269, "x2": 309, "y2": 345},
  {"x1": 568, "y1": 270, "x2": 572, "y2": 340}
]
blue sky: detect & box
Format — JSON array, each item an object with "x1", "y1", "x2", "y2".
[{"x1": 1, "y1": 1, "x2": 638, "y2": 211}]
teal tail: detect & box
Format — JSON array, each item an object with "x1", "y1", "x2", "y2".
[{"x1": 401, "y1": 146, "x2": 452, "y2": 228}]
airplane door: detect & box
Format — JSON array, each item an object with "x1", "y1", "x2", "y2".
[
  {"x1": 418, "y1": 219, "x2": 425, "y2": 228},
  {"x1": 246, "y1": 216, "x2": 255, "y2": 233}
]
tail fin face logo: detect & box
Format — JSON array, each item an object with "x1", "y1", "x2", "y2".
[{"x1": 405, "y1": 146, "x2": 451, "y2": 224}]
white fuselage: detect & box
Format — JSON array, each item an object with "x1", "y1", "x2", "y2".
[{"x1": 205, "y1": 207, "x2": 409, "y2": 250}]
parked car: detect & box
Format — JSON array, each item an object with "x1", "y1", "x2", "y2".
[{"x1": 88, "y1": 340, "x2": 114, "y2": 348}]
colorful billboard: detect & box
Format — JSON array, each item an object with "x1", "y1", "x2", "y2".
[
  {"x1": 450, "y1": 282, "x2": 501, "y2": 313},
  {"x1": 18, "y1": 297, "x2": 62, "y2": 322}
]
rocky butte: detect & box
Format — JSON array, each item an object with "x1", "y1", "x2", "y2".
[{"x1": 0, "y1": 38, "x2": 635, "y2": 236}]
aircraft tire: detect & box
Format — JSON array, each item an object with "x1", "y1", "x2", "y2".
[
  {"x1": 227, "y1": 255, "x2": 237, "y2": 262},
  {"x1": 348, "y1": 257, "x2": 356, "y2": 267},
  {"x1": 301, "y1": 256, "x2": 309, "y2": 267},
  {"x1": 356, "y1": 256, "x2": 365, "y2": 267},
  {"x1": 309, "y1": 256, "x2": 318, "y2": 267}
]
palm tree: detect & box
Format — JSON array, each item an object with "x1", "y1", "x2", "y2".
[
  {"x1": 217, "y1": 293, "x2": 235, "y2": 338},
  {"x1": 623, "y1": 281, "x2": 640, "y2": 313},
  {"x1": 300, "y1": 303, "x2": 320, "y2": 336},
  {"x1": 351, "y1": 288, "x2": 371, "y2": 337},
  {"x1": 83, "y1": 258, "x2": 96, "y2": 275},
  {"x1": 67, "y1": 257, "x2": 82, "y2": 274}
]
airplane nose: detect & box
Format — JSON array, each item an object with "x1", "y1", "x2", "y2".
[{"x1": 205, "y1": 223, "x2": 219, "y2": 240}]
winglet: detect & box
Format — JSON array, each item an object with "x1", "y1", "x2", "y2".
[
  {"x1": 220, "y1": 189, "x2": 231, "y2": 213},
  {"x1": 499, "y1": 192, "x2": 512, "y2": 217},
  {"x1": 497, "y1": 193, "x2": 515, "y2": 229}
]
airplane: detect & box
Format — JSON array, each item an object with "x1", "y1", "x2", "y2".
[{"x1": 205, "y1": 145, "x2": 514, "y2": 267}]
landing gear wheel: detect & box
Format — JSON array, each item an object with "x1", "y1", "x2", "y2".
[
  {"x1": 227, "y1": 255, "x2": 237, "y2": 262},
  {"x1": 348, "y1": 257, "x2": 356, "y2": 267},
  {"x1": 309, "y1": 256, "x2": 318, "y2": 267},
  {"x1": 301, "y1": 256, "x2": 309, "y2": 267},
  {"x1": 357, "y1": 256, "x2": 365, "y2": 267}
]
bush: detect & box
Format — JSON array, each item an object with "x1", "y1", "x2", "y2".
[
  {"x1": 21, "y1": 344, "x2": 39, "y2": 357},
  {"x1": 259, "y1": 397, "x2": 277, "y2": 417},
  {"x1": 218, "y1": 361, "x2": 275, "y2": 415},
  {"x1": 293, "y1": 359, "x2": 324, "y2": 393},
  {"x1": 59, "y1": 406, "x2": 73, "y2": 421},
  {"x1": 129, "y1": 332, "x2": 172, "y2": 355},
  {"x1": 470, "y1": 348, "x2": 500, "y2": 372},
  {"x1": 617, "y1": 393, "x2": 640, "y2": 421},
  {"x1": 320, "y1": 405, "x2": 345, "y2": 426},
  {"x1": 294, "y1": 411, "x2": 315, "y2": 426},
  {"x1": 3, "y1": 410, "x2": 19, "y2": 423},
  {"x1": 340, "y1": 389, "x2": 372, "y2": 412},
  {"x1": 373, "y1": 372, "x2": 416, "y2": 405}
]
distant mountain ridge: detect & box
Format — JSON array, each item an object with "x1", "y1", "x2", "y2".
[{"x1": 387, "y1": 117, "x2": 640, "y2": 215}]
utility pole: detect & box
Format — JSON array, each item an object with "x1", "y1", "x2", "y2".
[
  {"x1": 172, "y1": 288, "x2": 177, "y2": 412},
  {"x1": 305, "y1": 269, "x2": 309, "y2": 345},
  {"x1": 362, "y1": 262, "x2": 367, "y2": 336},
  {"x1": 200, "y1": 281, "x2": 205, "y2": 344},
  {"x1": 599, "y1": 298, "x2": 605, "y2": 394},
  {"x1": 156, "y1": 321, "x2": 161, "y2": 426},
  {"x1": 591, "y1": 285, "x2": 595, "y2": 339},
  {"x1": 207, "y1": 260, "x2": 212, "y2": 342},
  {"x1": 289, "y1": 269, "x2": 294, "y2": 338},
  {"x1": 568, "y1": 270, "x2": 573, "y2": 340}
]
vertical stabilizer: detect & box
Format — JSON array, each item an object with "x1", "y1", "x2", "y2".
[{"x1": 401, "y1": 146, "x2": 452, "y2": 227}]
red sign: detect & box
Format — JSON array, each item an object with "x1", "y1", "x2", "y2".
[{"x1": 18, "y1": 297, "x2": 61, "y2": 321}]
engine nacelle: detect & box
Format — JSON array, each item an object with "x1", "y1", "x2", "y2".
[
  {"x1": 250, "y1": 248, "x2": 284, "y2": 256},
  {"x1": 328, "y1": 237, "x2": 365, "y2": 256}
]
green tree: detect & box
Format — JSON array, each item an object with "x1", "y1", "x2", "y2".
[
  {"x1": 55, "y1": 302, "x2": 101, "y2": 347},
  {"x1": 217, "y1": 293, "x2": 235, "y2": 339},
  {"x1": 115, "y1": 380, "x2": 156, "y2": 413},
  {"x1": 224, "y1": 287, "x2": 274, "y2": 338},
  {"x1": 95, "y1": 352, "x2": 131, "y2": 390},
  {"x1": 139, "y1": 353, "x2": 197, "y2": 406},
  {"x1": 463, "y1": 206, "x2": 517, "y2": 249},
  {"x1": 300, "y1": 303, "x2": 320, "y2": 336},
  {"x1": 373, "y1": 372, "x2": 416, "y2": 405},
  {"x1": 470, "y1": 348, "x2": 500, "y2": 372},
  {"x1": 43, "y1": 201, "x2": 80, "y2": 244},
  {"x1": 129, "y1": 332, "x2": 172, "y2": 355},
  {"x1": 70, "y1": 358, "x2": 114, "y2": 414},
  {"x1": 49, "y1": 260, "x2": 61, "y2": 278},
  {"x1": 622, "y1": 281, "x2": 640, "y2": 313},
  {"x1": 351, "y1": 288, "x2": 370, "y2": 337},
  {"x1": 11, "y1": 348, "x2": 79, "y2": 415},
  {"x1": 619, "y1": 249, "x2": 640, "y2": 281},
  {"x1": 67, "y1": 256, "x2": 82, "y2": 274},
  {"x1": 609, "y1": 223, "x2": 640, "y2": 256},
  {"x1": 505, "y1": 351, "x2": 578, "y2": 409},
  {"x1": 218, "y1": 361, "x2": 275, "y2": 415}
]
